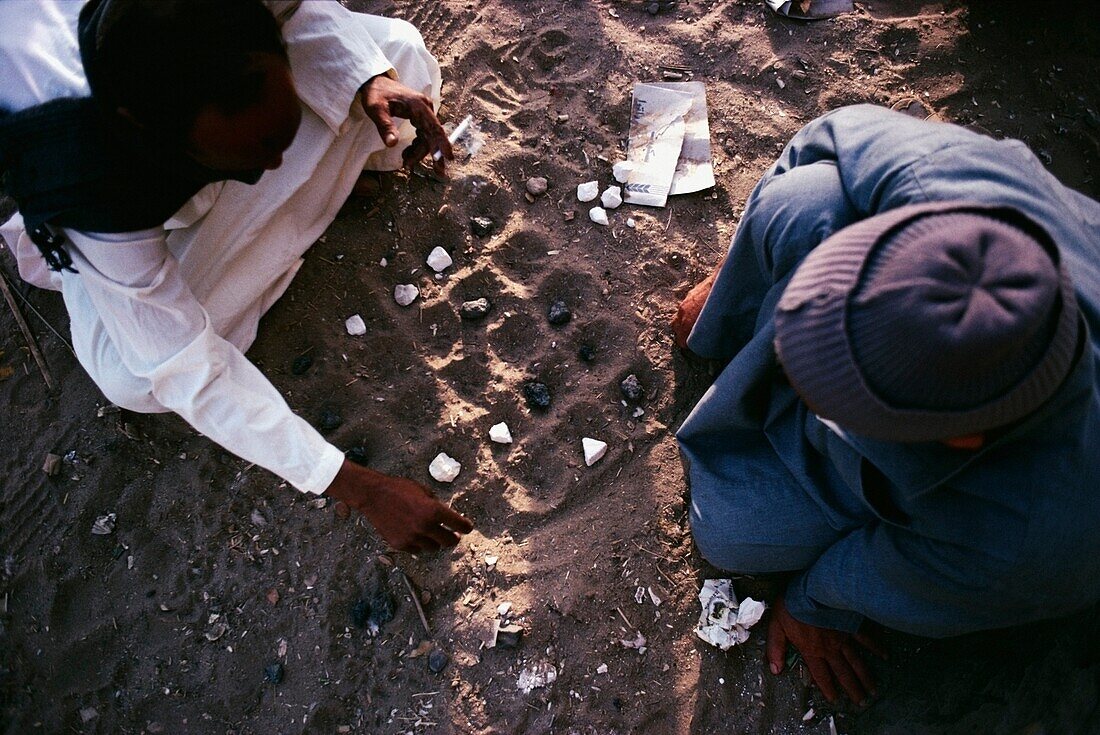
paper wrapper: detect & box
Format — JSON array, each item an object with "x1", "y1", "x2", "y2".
[{"x1": 694, "y1": 579, "x2": 767, "y2": 650}]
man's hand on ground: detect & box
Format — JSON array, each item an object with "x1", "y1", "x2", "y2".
[
  {"x1": 360, "y1": 75, "x2": 453, "y2": 174},
  {"x1": 324, "y1": 459, "x2": 473, "y2": 553},
  {"x1": 672, "y1": 266, "x2": 721, "y2": 350},
  {"x1": 766, "y1": 593, "x2": 886, "y2": 706}
]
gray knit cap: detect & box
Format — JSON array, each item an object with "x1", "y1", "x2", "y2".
[{"x1": 774, "y1": 201, "x2": 1079, "y2": 442}]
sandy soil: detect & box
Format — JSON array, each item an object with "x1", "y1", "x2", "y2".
[{"x1": 2, "y1": 1, "x2": 1099, "y2": 733}]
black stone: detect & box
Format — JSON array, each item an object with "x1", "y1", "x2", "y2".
[
  {"x1": 522, "y1": 381, "x2": 551, "y2": 410},
  {"x1": 620, "y1": 374, "x2": 643, "y2": 402},
  {"x1": 427, "y1": 648, "x2": 450, "y2": 674},
  {"x1": 291, "y1": 354, "x2": 313, "y2": 375},
  {"x1": 547, "y1": 300, "x2": 572, "y2": 326},
  {"x1": 578, "y1": 344, "x2": 597, "y2": 362},
  {"x1": 318, "y1": 407, "x2": 343, "y2": 433},
  {"x1": 264, "y1": 663, "x2": 284, "y2": 685},
  {"x1": 346, "y1": 446, "x2": 369, "y2": 466},
  {"x1": 459, "y1": 298, "x2": 492, "y2": 321},
  {"x1": 470, "y1": 216, "x2": 495, "y2": 237}
]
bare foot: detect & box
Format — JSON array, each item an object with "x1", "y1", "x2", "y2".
[{"x1": 673, "y1": 272, "x2": 717, "y2": 349}]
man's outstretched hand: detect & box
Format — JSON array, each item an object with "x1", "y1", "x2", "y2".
[
  {"x1": 360, "y1": 74, "x2": 453, "y2": 174},
  {"x1": 324, "y1": 459, "x2": 472, "y2": 553},
  {"x1": 766, "y1": 593, "x2": 886, "y2": 706}
]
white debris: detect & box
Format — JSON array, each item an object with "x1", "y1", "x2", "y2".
[
  {"x1": 394, "y1": 284, "x2": 419, "y2": 306},
  {"x1": 596, "y1": 663, "x2": 609, "y2": 675},
  {"x1": 620, "y1": 631, "x2": 647, "y2": 653},
  {"x1": 428, "y1": 452, "x2": 461, "y2": 482},
  {"x1": 91, "y1": 513, "x2": 117, "y2": 536},
  {"x1": 497, "y1": 601, "x2": 512, "y2": 616},
  {"x1": 426, "y1": 246, "x2": 453, "y2": 272},
  {"x1": 489, "y1": 422, "x2": 513, "y2": 444},
  {"x1": 626, "y1": 217, "x2": 636, "y2": 228},
  {"x1": 694, "y1": 579, "x2": 767, "y2": 650},
  {"x1": 634, "y1": 586, "x2": 646, "y2": 604},
  {"x1": 577, "y1": 180, "x2": 599, "y2": 202},
  {"x1": 345, "y1": 314, "x2": 367, "y2": 336},
  {"x1": 589, "y1": 207, "x2": 609, "y2": 226},
  {"x1": 79, "y1": 707, "x2": 99, "y2": 724},
  {"x1": 379, "y1": 257, "x2": 388, "y2": 267},
  {"x1": 612, "y1": 160, "x2": 634, "y2": 183},
  {"x1": 648, "y1": 586, "x2": 663, "y2": 606},
  {"x1": 582, "y1": 437, "x2": 608, "y2": 466},
  {"x1": 601, "y1": 185, "x2": 623, "y2": 209},
  {"x1": 517, "y1": 661, "x2": 558, "y2": 693},
  {"x1": 802, "y1": 708, "x2": 815, "y2": 722}
]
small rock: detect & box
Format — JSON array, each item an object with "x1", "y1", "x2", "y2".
[
  {"x1": 345, "y1": 314, "x2": 367, "y2": 336},
  {"x1": 582, "y1": 437, "x2": 608, "y2": 466},
  {"x1": 497, "y1": 601, "x2": 513, "y2": 616},
  {"x1": 620, "y1": 374, "x2": 643, "y2": 401},
  {"x1": 345, "y1": 446, "x2": 369, "y2": 466},
  {"x1": 470, "y1": 216, "x2": 495, "y2": 237},
  {"x1": 291, "y1": 354, "x2": 313, "y2": 375},
  {"x1": 79, "y1": 707, "x2": 98, "y2": 724},
  {"x1": 250, "y1": 508, "x2": 268, "y2": 527},
  {"x1": 577, "y1": 181, "x2": 599, "y2": 202},
  {"x1": 42, "y1": 453, "x2": 62, "y2": 477},
  {"x1": 91, "y1": 513, "x2": 117, "y2": 536},
  {"x1": 426, "y1": 246, "x2": 453, "y2": 272},
  {"x1": 459, "y1": 297, "x2": 492, "y2": 320},
  {"x1": 522, "y1": 381, "x2": 551, "y2": 410},
  {"x1": 394, "y1": 284, "x2": 419, "y2": 307},
  {"x1": 428, "y1": 452, "x2": 461, "y2": 483},
  {"x1": 517, "y1": 661, "x2": 558, "y2": 693},
  {"x1": 589, "y1": 206, "x2": 609, "y2": 226},
  {"x1": 264, "y1": 663, "x2": 284, "y2": 685},
  {"x1": 626, "y1": 217, "x2": 636, "y2": 228},
  {"x1": 596, "y1": 663, "x2": 609, "y2": 675},
  {"x1": 318, "y1": 406, "x2": 343, "y2": 433},
  {"x1": 547, "y1": 299, "x2": 572, "y2": 326},
  {"x1": 266, "y1": 588, "x2": 280, "y2": 605},
  {"x1": 564, "y1": 211, "x2": 576, "y2": 221},
  {"x1": 613, "y1": 160, "x2": 634, "y2": 183},
  {"x1": 308, "y1": 497, "x2": 327, "y2": 510},
  {"x1": 526, "y1": 176, "x2": 548, "y2": 196},
  {"x1": 601, "y1": 186, "x2": 623, "y2": 209},
  {"x1": 428, "y1": 648, "x2": 450, "y2": 673},
  {"x1": 489, "y1": 422, "x2": 513, "y2": 444},
  {"x1": 578, "y1": 344, "x2": 597, "y2": 362}
]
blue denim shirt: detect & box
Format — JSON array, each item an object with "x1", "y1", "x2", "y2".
[{"x1": 677, "y1": 105, "x2": 1100, "y2": 637}]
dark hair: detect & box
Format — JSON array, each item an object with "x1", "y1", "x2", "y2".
[{"x1": 87, "y1": 0, "x2": 287, "y2": 143}]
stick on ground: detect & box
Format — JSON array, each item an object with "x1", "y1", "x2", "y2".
[{"x1": 0, "y1": 269, "x2": 56, "y2": 394}]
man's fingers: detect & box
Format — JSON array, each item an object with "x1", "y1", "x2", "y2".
[
  {"x1": 436, "y1": 505, "x2": 474, "y2": 534},
  {"x1": 401, "y1": 134, "x2": 431, "y2": 168},
  {"x1": 828, "y1": 656, "x2": 868, "y2": 706},
  {"x1": 804, "y1": 656, "x2": 840, "y2": 703},
  {"x1": 854, "y1": 631, "x2": 888, "y2": 660},
  {"x1": 367, "y1": 103, "x2": 400, "y2": 147},
  {"x1": 842, "y1": 643, "x2": 877, "y2": 698},
  {"x1": 766, "y1": 617, "x2": 788, "y2": 675}
]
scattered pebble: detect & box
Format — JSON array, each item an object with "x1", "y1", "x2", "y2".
[
  {"x1": 250, "y1": 508, "x2": 268, "y2": 527},
  {"x1": 42, "y1": 453, "x2": 61, "y2": 477},
  {"x1": 596, "y1": 663, "x2": 609, "y2": 675},
  {"x1": 318, "y1": 406, "x2": 343, "y2": 433},
  {"x1": 266, "y1": 588, "x2": 280, "y2": 605},
  {"x1": 264, "y1": 663, "x2": 284, "y2": 685},
  {"x1": 526, "y1": 176, "x2": 548, "y2": 196},
  {"x1": 470, "y1": 216, "x2": 495, "y2": 237},
  {"x1": 79, "y1": 707, "x2": 98, "y2": 724},
  {"x1": 612, "y1": 160, "x2": 633, "y2": 183},
  {"x1": 291, "y1": 354, "x2": 313, "y2": 375},
  {"x1": 547, "y1": 299, "x2": 572, "y2": 326},
  {"x1": 459, "y1": 297, "x2": 492, "y2": 321},
  {"x1": 394, "y1": 284, "x2": 419, "y2": 307},
  {"x1": 427, "y1": 648, "x2": 450, "y2": 673},
  {"x1": 626, "y1": 217, "x2": 636, "y2": 228},
  {"x1": 582, "y1": 437, "x2": 608, "y2": 466},
  {"x1": 497, "y1": 601, "x2": 513, "y2": 616},
  {"x1": 620, "y1": 374, "x2": 643, "y2": 401},
  {"x1": 803, "y1": 708, "x2": 816, "y2": 722},
  {"x1": 589, "y1": 206, "x2": 609, "y2": 226},
  {"x1": 577, "y1": 181, "x2": 599, "y2": 202},
  {"x1": 578, "y1": 344, "x2": 597, "y2": 362},
  {"x1": 345, "y1": 314, "x2": 367, "y2": 336},
  {"x1": 428, "y1": 452, "x2": 461, "y2": 483},
  {"x1": 601, "y1": 186, "x2": 623, "y2": 209},
  {"x1": 489, "y1": 422, "x2": 513, "y2": 444},
  {"x1": 522, "y1": 381, "x2": 551, "y2": 410},
  {"x1": 517, "y1": 661, "x2": 558, "y2": 693},
  {"x1": 91, "y1": 513, "x2": 117, "y2": 536},
  {"x1": 426, "y1": 246, "x2": 453, "y2": 272}
]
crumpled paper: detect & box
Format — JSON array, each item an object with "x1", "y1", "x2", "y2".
[
  {"x1": 765, "y1": 0, "x2": 853, "y2": 20},
  {"x1": 694, "y1": 579, "x2": 767, "y2": 650}
]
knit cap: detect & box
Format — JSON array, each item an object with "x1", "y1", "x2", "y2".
[{"x1": 774, "y1": 201, "x2": 1079, "y2": 442}]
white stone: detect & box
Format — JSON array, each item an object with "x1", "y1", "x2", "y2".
[
  {"x1": 394, "y1": 284, "x2": 419, "y2": 306},
  {"x1": 601, "y1": 186, "x2": 623, "y2": 209},
  {"x1": 489, "y1": 422, "x2": 513, "y2": 444},
  {"x1": 589, "y1": 207, "x2": 609, "y2": 226},
  {"x1": 379, "y1": 257, "x2": 388, "y2": 267},
  {"x1": 612, "y1": 160, "x2": 634, "y2": 183},
  {"x1": 426, "y1": 246, "x2": 453, "y2": 272},
  {"x1": 577, "y1": 180, "x2": 599, "y2": 202},
  {"x1": 428, "y1": 452, "x2": 461, "y2": 482},
  {"x1": 582, "y1": 437, "x2": 608, "y2": 466},
  {"x1": 596, "y1": 663, "x2": 609, "y2": 675},
  {"x1": 626, "y1": 217, "x2": 636, "y2": 228},
  {"x1": 345, "y1": 314, "x2": 367, "y2": 336}
]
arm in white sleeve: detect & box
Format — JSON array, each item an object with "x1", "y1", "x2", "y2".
[
  {"x1": 268, "y1": 0, "x2": 395, "y2": 133},
  {"x1": 64, "y1": 226, "x2": 345, "y2": 494}
]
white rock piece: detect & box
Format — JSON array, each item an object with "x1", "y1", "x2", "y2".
[
  {"x1": 517, "y1": 661, "x2": 558, "y2": 693},
  {"x1": 601, "y1": 185, "x2": 623, "y2": 209},
  {"x1": 345, "y1": 314, "x2": 367, "y2": 336},
  {"x1": 428, "y1": 452, "x2": 461, "y2": 482},
  {"x1": 582, "y1": 437, "x2": 608, "y2": 466},
  {"x1": 589, "y1": 207, "x2": 609, "y2": 226},
  {"x1": 577, "y1": 180, "x2": 599, "y2": 202},
  {"x1": 489, "y1": 422, "x2": 513, "y2": 444},
  {"x1": 526, "y1": 176, "x2": 548, "y2": 196},
  {"x1": 612, "y1": 160, "x2": 634, "y2": 183},
  {"x1": 426, "y1": 246, "x2": 453, "y2": 272},
  {"x1": 394, "y1": 284, "x2": 419, "y2": 307},
  {"x1": 626, "y1": 217, "x2": 636, "y2": 228}
]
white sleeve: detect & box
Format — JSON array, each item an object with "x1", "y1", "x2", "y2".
[
  {"x1": 273, "y1": 0, "x2": 395, "y2": 134},
  {"x1": 64, "y1": 227, "x2": 346, "y2": 495}
]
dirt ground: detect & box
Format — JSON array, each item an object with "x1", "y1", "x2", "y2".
[{"x1": 2, "y1": 1, "x2": 1099, "y2": 733}]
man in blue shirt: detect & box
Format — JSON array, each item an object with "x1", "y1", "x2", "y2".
[{"x1": 674, "y1": 105, "x2": 1100, "y2": 704}]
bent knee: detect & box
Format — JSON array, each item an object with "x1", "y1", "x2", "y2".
[{"x1": 690, "y1": 500, "x2": 824, "y2": 574}]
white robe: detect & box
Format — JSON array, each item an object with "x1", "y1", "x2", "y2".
[{"x1": 0, "y1": 1, "x2": 442, "y2": 494}]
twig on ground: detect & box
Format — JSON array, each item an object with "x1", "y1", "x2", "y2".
[
  {"x1": 0, "y1": 269, "x2": 56, "y2": 393},
  {"x1": 398, "y1": 569, "x2": 432, "y2": 638}
]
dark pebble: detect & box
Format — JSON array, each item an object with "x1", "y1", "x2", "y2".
[
  {"x1": 427, "y1": 648, "x2": 450, "y2": 674},
  {"x1": 470, "y1": 216, "x2": 495, "y2": 237},
  {"x1": 613, "y1": 696, "x2": 623, "y2": 711},
  {"x1": 346, "y1": 446, "x2": 369, "y2": 466},
  {"x1": 522, "y1": 381, "x2": 551, "y2": 410},
  {"x1": 264, "y1": 663, "x2": 284, "y2": 685},
  {"x1": 318, "y1": 407, "x2": 343, "y2": 433},
  {"x1": 620, "y1": 374, "x2": 643, "y2": 402},
  {"x1": 547, "y1": 300, "x2": 572, "y2": 326},
  {"x1": 291, "y1": 354, "x2": 313, "y2": 375},
  {"x1": 459, "y1": 298, "x2": 492, "y2": 321},
  {"x1": 578, "y1": 344, "x2": 597, "y2": 362},
  {"x1": 350, "y1": 576, "x2": 396, "y2": 634}
]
